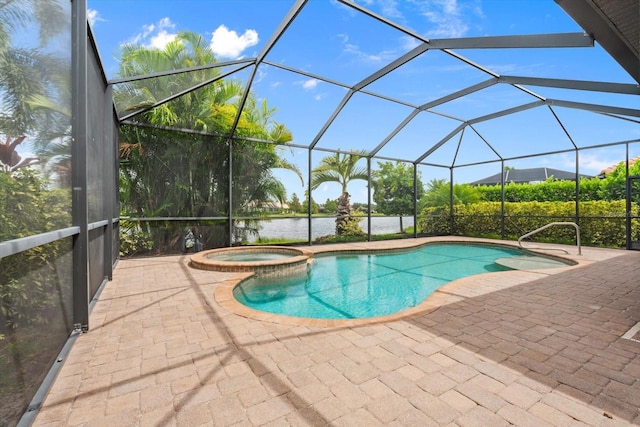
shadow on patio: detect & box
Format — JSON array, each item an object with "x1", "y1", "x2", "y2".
[{"x1": 33, "y1": 243, "x2": 640, "y2": 426}]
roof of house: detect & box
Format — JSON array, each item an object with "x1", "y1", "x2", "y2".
[
  {"x1": 470, "y1": 167, "x2": 592, "y2": 186},
  {"x1": 597, "y1": 156, "x2": 640, "y2": 177},
  {"x1": 555, "y1": 0, "x2": 640, "y2": 84}
]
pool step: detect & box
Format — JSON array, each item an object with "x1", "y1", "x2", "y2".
[{"x1": 495, "y1": 255, "x2": 571, "y2": 270}]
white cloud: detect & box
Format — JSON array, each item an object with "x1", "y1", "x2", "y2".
[
  {"x1": 124, "y1": 17, "x2": 177, "y2": 49},
  {"x1": 339, "y1": 36, "x2": 397, "y2": 64},
  {"x1": 158, "y1": 17, "x2": 173, "y2": 29},
  {"x1": 378, "y1": 0, "x2": 403, "y2": 19},
  {"x1": 337, "y1": 33, "x2": 349, "y2": 44},
  {"x1": 552, "y1": 152, "x2": 613, "y2": 176},
  {"x1": 209, "y1": 25, "x2": 259, "y2": 59},
  {"x1": 142, "y1": 24, "x2": 156, "y2": 39},
  {"x1": 423, "y1": 14, "x2": 467, "y2": 38},
  {"x1": 294, "y1": 79, "x2": 327, "y2": 101},
  {"x1": 416, "y1": 0, "x2": 478, "y2": 38},
  {"x1": 400, "y1": 35, "x2": 422, "y2": 51},
  {"x1": 302, "y1": 79, "x2": 318, "y2": 90},
  {"x1": 483, "y1": 63, "x2": 518, "y2": 74},
  {"x1": 575, "y1": 154, "x2": 615, "y2": 175},
  {"x1": 254, "y1": 66, "x2": 268, "y2": 84},
  {"x1": 87, "y1": 9, "x2": 102, "y2": 27},
  {"x1": 336, "y1": 27, "x2": 409, "y2": 65},
  {"x1": 149, "y1": 30, "x2": 177, "y2": 49}
]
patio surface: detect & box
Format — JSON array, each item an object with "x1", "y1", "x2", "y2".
[{"x1": 33, "y1": 237, "x2": 640, "y2": 426}]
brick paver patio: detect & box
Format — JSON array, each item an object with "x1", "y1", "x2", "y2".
[{"x1": 33, "y1": 238, "x2": 640, "y2": 426}]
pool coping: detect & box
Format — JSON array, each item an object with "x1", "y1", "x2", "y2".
[
  {"x1": 211, "y1": 237, "x2": 587, "y2": 328},
  {"x1": 190, "y1": 245, "x2": 313, "y2": 277}
]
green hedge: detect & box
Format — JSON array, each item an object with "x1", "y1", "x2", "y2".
[
  {"x1": 475, "y1": 160, "x2": 640, "y2": 204},
  {"x1": 476, "y1": 180, "x2": 580, "y2": 202},
  {"x1": 419, "y1": 200, "x2": 637, "y2": 248}
]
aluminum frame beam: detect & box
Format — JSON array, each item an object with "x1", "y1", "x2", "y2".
[
  {"x1": 368, "y1": 110, "x2": 420, "y2": 156},
  {"x1": 0, "y1": 227, "x2": 79, "y2": 259},
  {"x1": 499, "y1": 75, "x2": 640, "y2": 94},
  {"x1": 228, "y1": 0, "x2": 307, "y2": 142},
  {"x1": 308, "y1": 91, "x2": 354, "y2": 149},
  {"x1": 108, "y1": 58, "x2": 255, "y2": 85},
  {"x1": 415, "y1": 123, "x2": 466, "y2": 164},
  {"x1": 338, "y1": 0, "x2": 429, "y2": 44},
  {"x1": 548, "y1": 105, "x2": 578, "y2": 150},
  {"x1": 467, "y1": 125, "x2": 502, "y2": 161},
  {"x1": 118, "y1": 63, "x2": 253, "y2": 122},
  {"x1": 308, "y1": 43, "x2": 430, "y2": 150},
  {"x1": 451, "y1": 127, "x2": 466, "y2": 167},
  {"x1": 353, "y1": 43, "x2": 429, "y2": 91},
  {"x1": 71, "y1": 0, "x2": 89, "y2": 332},
  {"x1": 546, "y1": 99, "x2": 640, "y2": 117},
  {"x1": 426, "y1": 32, "x2": 593, "y2": 49},
  {"x1": 370, "y1": 78, "x2": 498, "y2": 163},
  {"x1": 262, "y1": 60, "x2": 351, "y2": 89},
  {"x1": 255, "y1": 0, "x2": 308, "y2": 64},
  {"x1": 421, "y1": 78, "x2": 498, "y2": 110},
  {"x1": 468, "y1": 100, "x2": 546, "y2": 125}
]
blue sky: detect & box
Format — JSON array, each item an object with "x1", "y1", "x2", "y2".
[{"x1": 87, "y1": 0, "x2": 639, "y2": 204}]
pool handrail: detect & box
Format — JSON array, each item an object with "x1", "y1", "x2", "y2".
[{"x1": 518, "y1": 222, "x2": 581, "y2": 255}]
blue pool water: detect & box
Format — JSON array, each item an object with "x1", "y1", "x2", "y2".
[{"x1": 233, "y1": 243, "x2": 522, "y2": 319}]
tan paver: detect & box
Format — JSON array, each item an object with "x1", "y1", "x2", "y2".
[{"x1": 32, "y1": 237, "x2": 640, "y2": 426}]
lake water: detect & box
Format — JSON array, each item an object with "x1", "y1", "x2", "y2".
[{"x1": 250, "y1": 216, "x2": 414, "y2": 242}]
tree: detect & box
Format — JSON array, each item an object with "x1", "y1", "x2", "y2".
[
  {"x1": 0, "y1": 0, "x2": 67, "y2": 135},
  {"x1": 301, "y1": 193, "x2": 319, "y2": 214},
  {"x1": 311, "y1": 150, "x2": 368, "y2": 234},
  {"x1": 352, "y1": 202, "x2": 373, "y2": 213},
  {"x1": 0, "y1": 136, "x2": 39, "y2": 172},
  {"x1": 372, "y1": 161, "x2": 423, "y2": 232},
  {"x1": 0, "y1": 0, "x2": 69, "y2": 175},
  {"x1": 116, "y1": 31, "x2": 300, "y2": 249},
  {"x1": 420, "y1": 179, "x2": 482, "y2": 209},
  {"x1": 323, "y1": 197, "x2": 337, "y2": 213},
  {"x1": 288, "y1": 193, "x2": 302, "y2": 214}
]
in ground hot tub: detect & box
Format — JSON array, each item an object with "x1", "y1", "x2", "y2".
[{"x1": 190, "y1": 246, "x2": 312, "y2": 278}]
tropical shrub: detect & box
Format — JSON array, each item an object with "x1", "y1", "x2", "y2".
[
  {"x1": 419, "y1": 200, "x2": 636, "y2": 248},
  {"x1": 117, "y1": 32, "x2": 300, "y2": 252},
  {"x1": 118, "y1": 220, "x2": 154, "y2": 257},
  {"x1": 0, "y1": 170, "x2": 71, "y2": 330},
  {"x1": 420, "y1": 179, "x2": 482, "y2": 208},
  {"x1": 336, "y1": 216, "x2": 366, "y2": 236}
]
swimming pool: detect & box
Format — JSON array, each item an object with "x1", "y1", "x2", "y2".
[{"x1": 232, "y1": 243, "x2": 532, "y2": 320}]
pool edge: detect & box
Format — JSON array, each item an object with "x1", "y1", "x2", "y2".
[{"x1": 212, "y1": 237, "x2": 587, "y2": 328}]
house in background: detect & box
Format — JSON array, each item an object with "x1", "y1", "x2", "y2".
[
  {"x1": 597, "y1": 156, "x2": 640, "y2": 178},
  {"x1": 246, "y1": 200, "x2": 291, "y2": 213},
  {"x1": 470, "y1": 167, "x2": 592, "y2": 186}
]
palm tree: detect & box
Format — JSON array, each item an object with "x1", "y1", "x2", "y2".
[
  {"x1": 116, "y1": 31, "x2": 301, "y2": 248},
  {"x1": 311, "y1": 150, "x2": 368, "y2": 234},
  {"x1": 0, "y1": 1, "x2": 69, "y2": 174},
  {"x1": 420, "y1": 179, "x2": 482, "y2": 209}
]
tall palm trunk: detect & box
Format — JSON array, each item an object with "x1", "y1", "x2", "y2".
[{"x1": 335, "y1": 191, "x2": 351, "y2": 234}]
